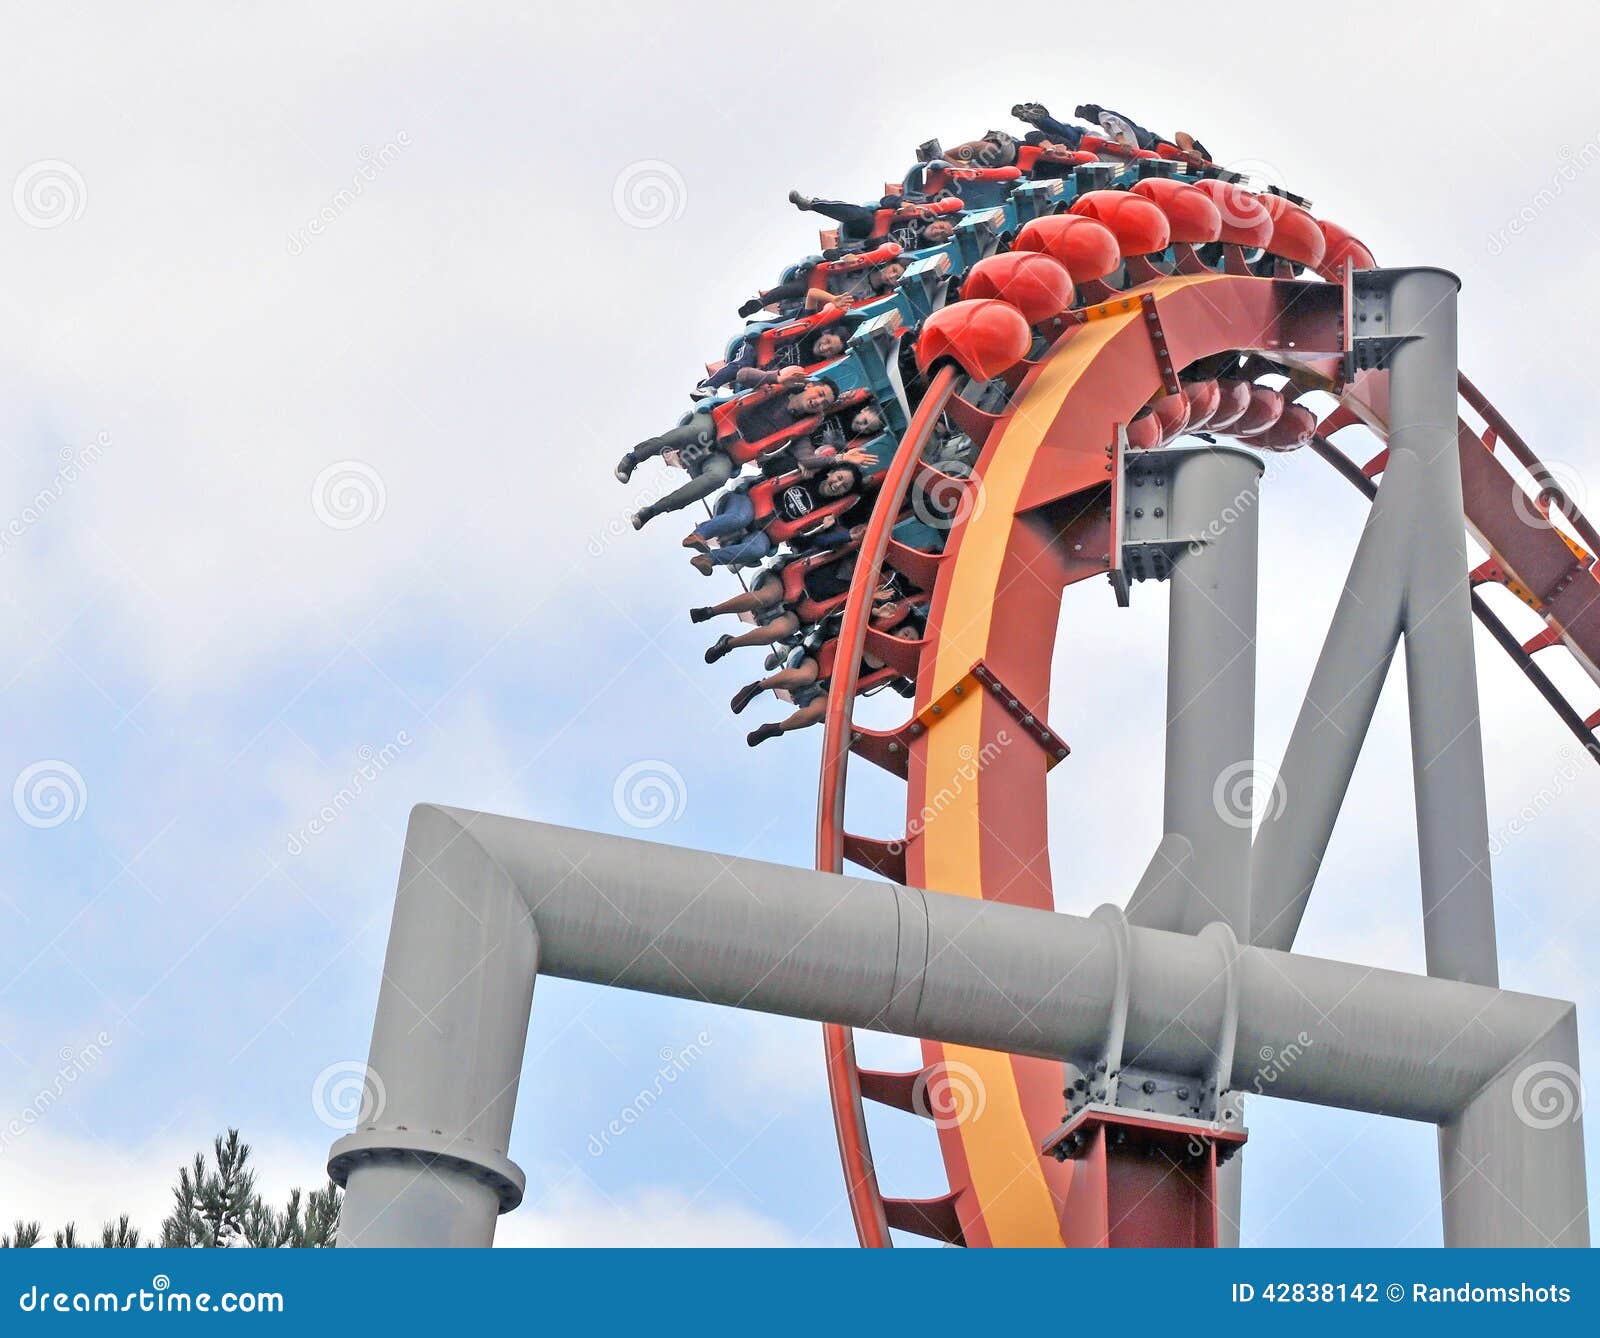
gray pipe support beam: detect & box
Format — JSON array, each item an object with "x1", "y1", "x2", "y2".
[{"x1": 333, "y1": 808, "x2": 1586, "y2": 1246}]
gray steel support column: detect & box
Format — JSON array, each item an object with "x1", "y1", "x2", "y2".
[
  {"x1": 1160, "y1": 446, "x2": 1264, "y2": 941},
  {"x1": 1386, "y1": 270, "x2": 1498, "y2": 988},
  {"x1": 1155, "y1": 446, "x2": 1263, "y2": 1250},
  {"x1": 332, "y1": 810, "x2": 1586, "y2": 1246},
  {"x1": 332, "y1": 803, "x2": 538, "y2": 1247},
  {"x1": 1441, "y1": 1008, "x2": 1585, "y2": 1246},
  {"x1": 1250, "y1": 267, "x2": 1495, "y2": 969}
]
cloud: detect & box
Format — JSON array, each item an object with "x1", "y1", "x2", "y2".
[
  {"x1": 0, "y1": 1127, "x2": 329, "y2": 1245},
  {"x1": 494, "y1": 1176, "x2": 802, "y2": 1248}
]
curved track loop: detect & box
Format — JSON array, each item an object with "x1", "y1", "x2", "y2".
[{"x1": 814, "y1": 267, "x2": 1600, "y2": 1245}]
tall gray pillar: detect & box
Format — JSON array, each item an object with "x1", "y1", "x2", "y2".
[
  {"x1": 1385, "y1": 269, "x2": 1498, "y2": 988},
  {"x1": 1160, "y1": 445, "x2": 1264, "y2": 941},
  {"x1": 331, "y1": 804, "x2": 536, "y2": 1247}
]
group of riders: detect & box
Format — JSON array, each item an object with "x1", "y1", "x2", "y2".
[{"x1": 615, "y1": 102, "x2": 1216, "y2": 747}]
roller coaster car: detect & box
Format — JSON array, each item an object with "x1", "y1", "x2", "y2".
[
  {"x1": 748, "y1": 466, "x2": 880, "y2": 547},
  {"x1": 813, "y1": 196, "x2": 966, "y2": 256},
  {"x1": 708, "y1": 307, "x2": 850, "y2": 380},
  {"x1": 810, "y1": 634, "x2": 913, "y2": 702},
  {"x1": 786, "y1": 545, "x2": 927, "y2": 627},
  {"x1": 904, "y1": 161, "x2": 1022, "y2": 209},
  {"x1": 951, "y1": 208, "x2": 1010, "y2": 269},
  {"x1": 770, "y1": 242, "x2": 904, "y2": 312},
  {"x1": 1070, "y1": 162, "x2": 1120, "y2": 196},
  {"x1": 1016, "y1": 144, "x2": 1097, "y2": 180},
  {"x1": 1009, "y1": 179, "x2": 1066, "y2": 226},
  {"x1": 825, "y1": 312, "x2": 914, "y2": 437},
  {"x1": 711, "y1": 383, "x2": 872, "y2": 469}
]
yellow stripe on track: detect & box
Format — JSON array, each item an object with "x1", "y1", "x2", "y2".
[{"x1": 915, "y1": 277, "x2": 1225, "y2": 1246}]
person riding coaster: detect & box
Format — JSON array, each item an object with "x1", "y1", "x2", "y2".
[
  {"x1": 617, "y1": 367, "x2": 842, "y2": 527},
  {"x1": 689, "y1": 555, "x2": 849, "y2": 662},
  {"x1": 786, "y1": 191, "x2": 961, "y2": 253},
  {"x1": 737, "y1": 243, "x2": 908, "y2": 320},
  {"x1": 681, "y1": 460, "x2": 874, "y2": 576},
  {"x1": 740, "y1": 607, "x2": 925, "y2": 747},
  {"x1": 699, "y1": 308, "x2": 852, "y2": 394}
]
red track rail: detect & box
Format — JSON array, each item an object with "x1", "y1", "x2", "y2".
[
  {"x1": 814, "y1": 364, "x2": 956, "y2": 1249},
  {"x1": 814, "y1": 341, "x2": 1600, "y2": 1248}
]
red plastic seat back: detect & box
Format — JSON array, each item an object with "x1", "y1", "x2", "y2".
[
  {"x1": 1129, "y1": 178, "x2": 1223, "y2": 245},
  {"x1": 1070, "y1": 191, "x2": 1172, "y2": 256},
  {"x1": 1188, "y1": 179, "x2": 1273, "y2": 248},
  {"x1": 1013, "y1": 213, "x2": 1122, "y2": 282},
  {"x1": 1258, "y1": 195, "x2": 1327, "y2": 270}
]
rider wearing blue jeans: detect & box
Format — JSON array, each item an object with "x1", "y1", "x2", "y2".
[{"x1": 689, "y1": 489, "x2": 772, "y2": 570}]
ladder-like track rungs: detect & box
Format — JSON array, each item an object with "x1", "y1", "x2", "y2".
[
  {"x1": 857, "y1": 1067, "x2": 923, "y2": 1113},
  {"x1": 842, "y1": 832, "x2": 907, "y2": 883},
  {"x1": 882, "y1": 1192, "x2": 965, "y2": 1246},
  {"x1": 849, "y1": 725, "x2": 913, "y2": 779}
]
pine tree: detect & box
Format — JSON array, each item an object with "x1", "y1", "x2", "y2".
[
  {"x1": 1, "y1": 1221, "x2": 42, "y2": 1248},
  {"x1": 7, "y1": 1130, "x2": 339, "y2": 1249},
  {"x1": 160, "y1": 1130, "x2": 258, "y2": 1247},
  {"x1": 157, "y1": 1128, "x2": 340, "y2": 1248},
  {"x1": 99, "y1": 1215, "x2": 142, "y2": 1248}
]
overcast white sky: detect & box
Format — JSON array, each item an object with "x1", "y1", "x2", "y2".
[{"x1": 2, "y1": 0, "x2": 1598, "y2": 1248}]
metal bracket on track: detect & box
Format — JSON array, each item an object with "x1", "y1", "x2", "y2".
[{"x1": 907, "y1": 660, "x2": 1070, "y2": 767}]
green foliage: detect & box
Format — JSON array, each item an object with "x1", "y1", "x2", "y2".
[
  {"x1": 11, "y1": 1129, "x2": 339, "y2": 1249},
  {"x1": 99, "y1": 1215, "x2": 143, "y2": 1249},
  {"x1": 2, "y1": 1220, "x2": 43, "y2": 1248}
]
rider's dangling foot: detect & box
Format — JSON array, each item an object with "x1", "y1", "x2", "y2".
[
  {"x1": 787, "y1": 189, "x2": 815, "y2": 210},
  {"x1": 704, "y1": 633, "x2": 733, "y2": 664},
  {"x1": 746, "y1": 722, "x2": 783, "y2": 747},
  {"x1": 689, "y1": 554, "x2": 714, "y2": 577},
  {"x1": 614, "y1": 451, "x2": 637, "y2": 483},
  {"x1": 729, "y1": 681, "x2": 762, "y2": 714},
  {"x1": 689, "y1": 606, "x2": 713, "y2": 624}
]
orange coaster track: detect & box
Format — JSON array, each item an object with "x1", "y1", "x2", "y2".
[{"x1": 814, "y1": 262, "x2": 1600, "y2": 1247}]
